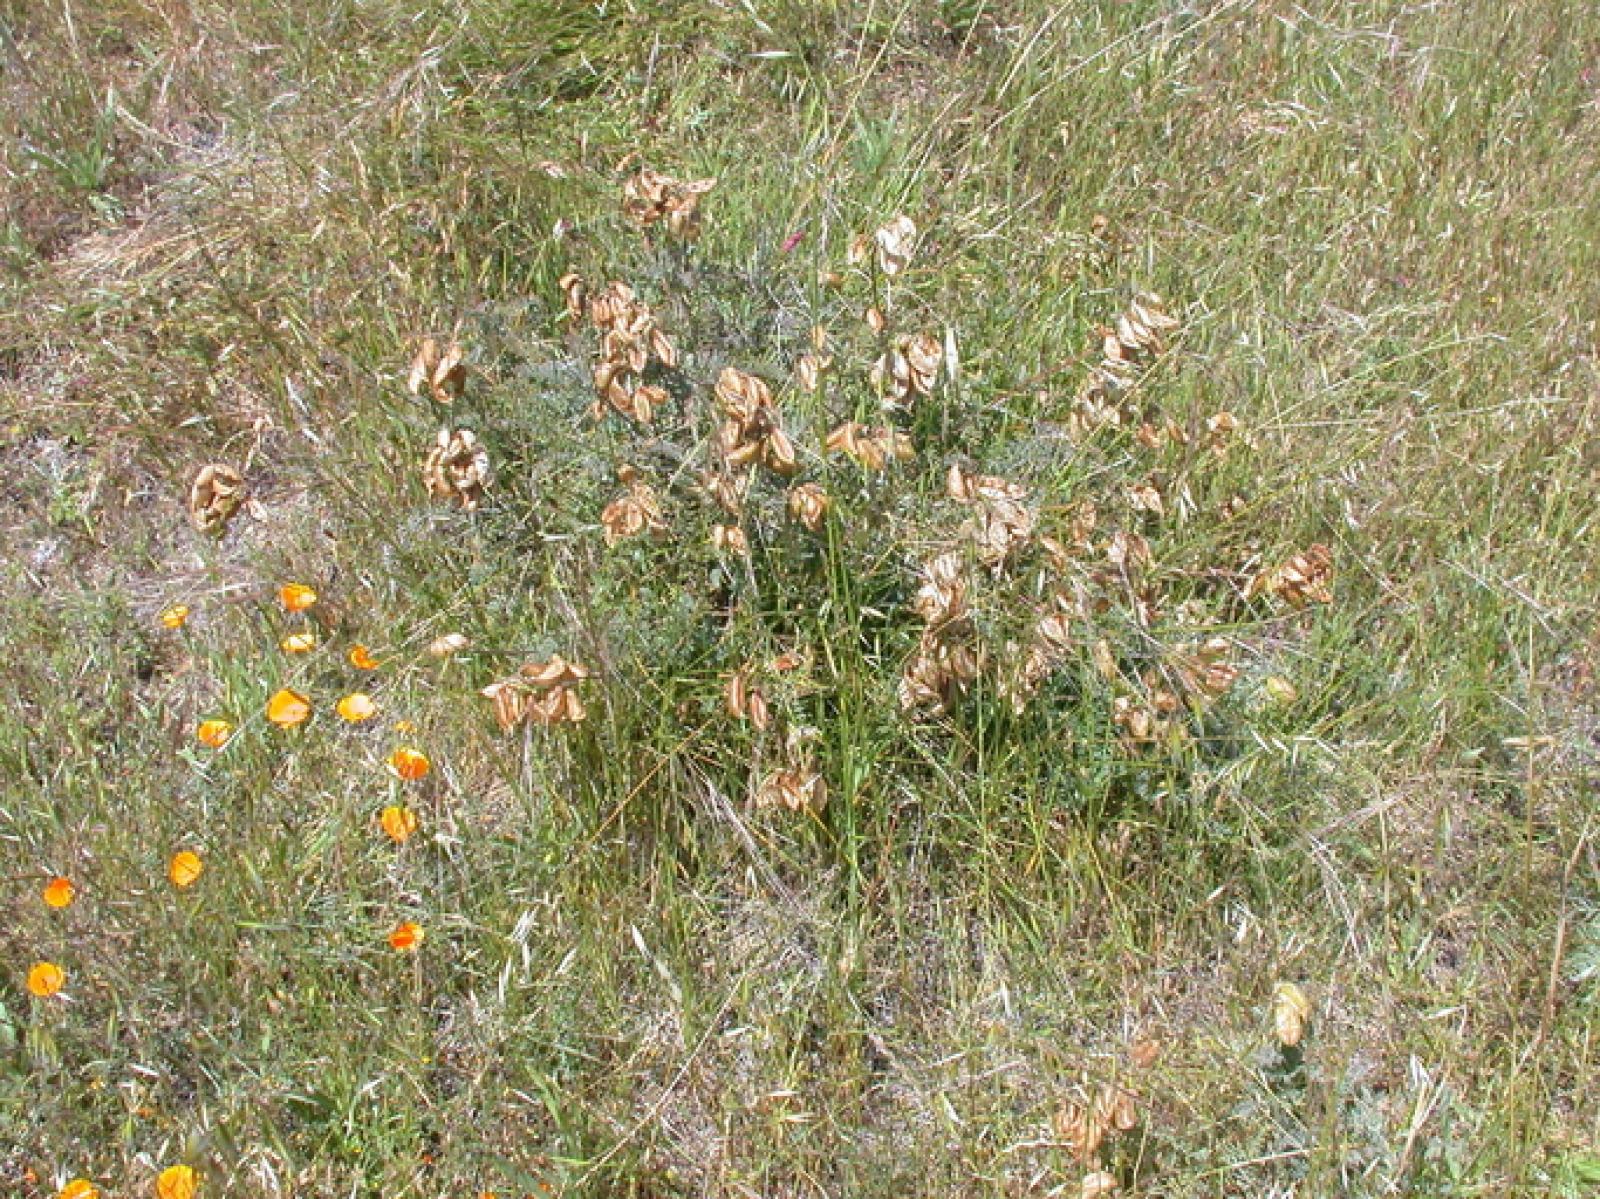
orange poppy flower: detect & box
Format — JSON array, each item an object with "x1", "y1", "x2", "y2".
[
  {"x1": 42, "y1": 875, "x2": 75, "y2": 908},
  {"x1": 58, "y1": 1180, "x2": 99, "y2": 1199},
  {"x1": 196, "y1": 719, "x2": 233, "y2": 748},
  {"x1": 389, "y1": 921, "x2": 423, "y2": 951},
  {"x1": 280, "y1": 631, "x2": 318, "y2": 654},
  {"x1": 387, "y1": 746, "x2": 430, "y2": 781},
  {"x1": 159, "y1": 604, "x2": 191, "y2": 630},
  {"x1": 380, "y1": 805, "x2": 418, "y2": 844},
  {"x1": 278, "y1": 583, "x2": 318, "y2": 613},
  {"x1": 27, "y1": 960, "x2": 65, "y2": 997},
  {"x1": 156, "y1": 1164, "x2": 198, "y2": 1199},
  {"x1": 168, "y1": 850, "x2": 204, "y2": 889},
  {"x1": 266, "y1": 689, "x2": 311, "y2": 728},
  {"x1": 348, "y1": 644, "x2": 379, "y2": 670},
  {"x1": 337, "y1": 693, "x2": 378, "y2": 723}
]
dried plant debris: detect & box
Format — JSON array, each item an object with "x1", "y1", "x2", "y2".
[
  {"x1": 600, "y1": 464, "x2": 667, "y2": 546},
  {"x1": 621, "y1": 167, "x2": 717, "y2": 239},
  {"x1": 422, "y1": 427, "x2": 490, "y2": 510},
  {"x1": 1250, "y1": 543, "x2": 1334, "y2": 606},
  {"x1": 407, "y1": 337, "x2": 467, "y2": 403},
  {"x1": 715, "y1": 367, "x2": 797, "y2": 477},
  {"x1": 481, "y1": 656, "x2": 592, "y2": 730},
  {"x1": 188, "y1": 463, "x2": 246, "y2": 534}
]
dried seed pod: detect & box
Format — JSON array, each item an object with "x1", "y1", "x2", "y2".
[
  {"x1": 912, "y1": 552, "x2": 969, "y2": 628},
  {"x1": 724, "y1": 666, "x2": 772, "y2": 731},
  {"x1": 714, "y1": 367, "x2": 796, "y2": 479},
  {"x1": 1273, "y1": 981, "x2": 1311, "y2": 1047},
  {"x1": 1249, "y1": 544, "x2": 1334, "y2": 607},
  {"x1": 601, "y1": 466, "x2": 666, "y2": 545},
  {"x1": 795, "y1": 352, "x2": 829, "y2": 392},
  {"x1": 408, "y1": 338, "x2": 467, "y2": 403},
  {"x1": 621, "y1": 167, "x2": 717, "y2": 239},
  {"x1": 428, "y1": 632, "x2": 471, "y2": 658},
  {"x1": 756, "y1": 764, "x2": 827, "y2": 813},
  {"x1": 825, "y1": 422, "x2": 914, "y2": 471},
  {"x1": 786, "y1": 482, "x2": 829, "y2": 532},
  {"x1": 188, "y1": 463, "x2": 247, "y2": 534},
  {"x1": 482, "y1": 656, "x2": 593, "y2": 731},
  {"x1": 558, "y1": 271, "x2": 587, "y2": 324},
  {"x1": 699, "y1": 471, "x2": 746, "y2": 516},
  {"x1": 422, "y1": 428, "x2": 490, "y2": 510},
  {"x1": 899, "y1": 630, "x2": 981, "y2": 713},
  {"x1": 711, "y1": 523, "x2": 750, "y2": 556},
  {"x1": 872, "y1": 214, "x2": 917, "y2": 276},
  {"x1": 1081, "y1": 1171, "x2": 1120, "y2": 1198}
]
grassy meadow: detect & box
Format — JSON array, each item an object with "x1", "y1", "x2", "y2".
[{"x1": 2, "y1": 1, "x2": 1598, "y2": 1195}]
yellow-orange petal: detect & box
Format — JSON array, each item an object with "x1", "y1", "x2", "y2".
[
  {"x1": 337, "y1": 693, "x2": 378, "y2": 723},
  {"x1": 348, "y1": 644, "x2": 379, "y2": 670},
  {"x1": 280, "y1": 631, "x2": 319, "y2": 654},
  {"x1": 42, "y1": 876, "x2": 75, "y2": 908},
  {"x1": 386, "y1": 746, "x2": 430, "y2": 781},
  {"x1": 168, "y1": 850, "x2": 204, "y2": 889},
  {"x1": 196, "y1": 719, "x2": 233, "y2": 748},
  {"x1": 156, "y1": 1164, "x2": 198, "y2": 1199},
  {"x1": 394, "y1": 719, "x2": 416, "y2": 734},
  {"x1": 389, "y1": 920, "x2": 423, "y2": 951},
  {"x1": 27, "y1": 960, "x2": 65, "y2": 997},
  {"x1": 266, "y1": 688, "x2": 312, "y2": 728},
  {"x1": 58, "y1": 1180, "x2": 99, "y2": 1199},
  {"x1": 278, "y1": 583, "x2": 318, "y2": 613},
  {"x1": 159, "y1": 604, "x2": 191, "y2": 630},
  {"x1": 380, "y1": 804, "x2": 419, "y2": 844}
]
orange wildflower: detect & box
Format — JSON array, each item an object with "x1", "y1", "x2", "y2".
[
  {"x1": 58, "y1": 1181, "x2": 99, "y2": 1199},
  {"x1": 336, "y1": 693, "x2": 378, "y2": 723},
  {"x1": 387, "y1": 746, "x2": 430, "y2": 781},
  {"x1": 380, "y1": 805, "x2": 419, "y2": 844},
  {"x1": 42, "y1": 876, "x2": 75, "y2": 908},
  {"x1": 348, "y1": 644, "x2": 379, "y2": 670},
  {"x1": 156, "y1": 1164, "x2": 198, "y2": 1199},
  {"x1": 196, "y1": 719, "x2": 233, "y2": 748},
  {"x1": 266, "y1": 689, "x2": 311, "y2": 728},
  {"x1": 280, "y1": 631, "x2": 318, "y2": 654},
  {"x1": 278, "y1": 583, "x2": 317, "y2": 612},
  {"x1": 27, "y1": 960, "x2": 64, "y2": 997},
  {"x1": 159, "y1": 604, "x2": 190, "y2": 630},
  {"x1": 168, "y1": 850, "x2": 204, "y2": 889},
  {"x1": 389, "y1": 921, "x2": 423, "y2": 951}
]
